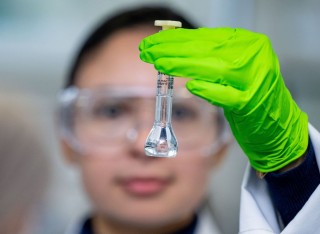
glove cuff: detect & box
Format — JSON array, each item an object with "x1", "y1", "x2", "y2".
[{"x1": 225, "y1": 82, "x2": 309, "y2": 173}]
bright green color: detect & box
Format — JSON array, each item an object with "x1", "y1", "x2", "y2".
[{"x1": 139, "y1": 27, "x2": 308, "y2": 172}]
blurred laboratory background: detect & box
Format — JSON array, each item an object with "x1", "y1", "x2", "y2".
[{"x1": 0, "y1": 0, "x2": 319, "y2": 233}]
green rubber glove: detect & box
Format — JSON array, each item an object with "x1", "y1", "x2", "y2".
[{"x1": 139, "y1": 27, "x2": 308, "y2": 173}]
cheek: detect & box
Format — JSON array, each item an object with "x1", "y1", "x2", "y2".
[
  {"x1": 79, "y1": 159, "x2": 116, "y2": 208},
  {"x1": 177, "y1": 159, "x2": 212, "y2": 188},
  {"x1": 171, "y1": 157, "x2": 213, "y2": 205}
]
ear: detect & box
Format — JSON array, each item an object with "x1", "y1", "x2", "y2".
[{"x1": 59, "y1": 140, "x2": 80, "y2": 165}]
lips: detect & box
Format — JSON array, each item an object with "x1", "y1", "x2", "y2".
[{"x1": 119, "y1": 176, "x2": 172, "y2": 197}]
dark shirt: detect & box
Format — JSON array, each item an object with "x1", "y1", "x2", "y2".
[
  {"x1": 265, "y1": 137, "x2": 320, "y2": 226},
  {"x1": 79, "y1": 215, "x2": 198, "y2": 234}
]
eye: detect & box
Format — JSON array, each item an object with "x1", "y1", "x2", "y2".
[
  {"x1": 172, "y1": 104, "x2": 197, "y2": 121},
  {"x1": 93, "y1": 102, "x2": 128, "y2": 119}
]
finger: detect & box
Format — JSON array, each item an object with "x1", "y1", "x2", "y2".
[
  {"x1": 139, "y1": 27, "x2": 237, "y2": 51},
  {"x1": 186, "y1": 80, "x2": 245, "y2": 111},
  {"x1": 140, "y1": 40, "x2": 220, "y2": 63},
  {"x1": 153, "y1": 57, "x2": 247, "y2": 90},
  {"x1": 140, "y1": 31, "x2": 265, "y2": 81}
]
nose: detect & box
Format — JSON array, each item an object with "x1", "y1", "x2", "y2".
[
  {"x1": 126, "y1": 123, "x2": 153, "y2": 159},
  {"x1": 125, "y1": 103, "x2": 159, "y2": 160}
]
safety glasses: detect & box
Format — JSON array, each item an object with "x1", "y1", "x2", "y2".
[{"x1": 57, "y1": 86, "x2": 230, "y2": 157}]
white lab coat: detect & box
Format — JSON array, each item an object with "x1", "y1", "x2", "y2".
[
  {"x1": 239, "y1": 124, "x2": 320, "y2": 234},
  {"x1": 65, "y1": 205, "x2": 222, "y2": 234}
]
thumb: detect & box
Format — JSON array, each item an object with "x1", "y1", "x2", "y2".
[{"x1": 186, "y1": 80, "x2": 245, "y2": 111}]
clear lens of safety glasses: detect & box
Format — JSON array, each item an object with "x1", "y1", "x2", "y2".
[{"x1": 57, "y1": 86, "x2": 229, "y2": 156}]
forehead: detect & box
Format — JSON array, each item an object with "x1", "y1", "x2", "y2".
[{"x1": 76, "y1": 26, "x2": 188, "y2": 89}]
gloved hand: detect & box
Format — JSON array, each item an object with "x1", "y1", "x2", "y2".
[{"x1": 139, "y1": 27, "x2": 308, "y2": 173}]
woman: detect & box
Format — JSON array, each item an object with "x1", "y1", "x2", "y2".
[{"x1": 58, "y1": 6, "x2": 230, "y2": 234}]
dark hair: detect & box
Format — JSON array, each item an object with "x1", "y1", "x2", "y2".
[{"x1": 65, "y1": 5, "x2": 197, "y2": 88}]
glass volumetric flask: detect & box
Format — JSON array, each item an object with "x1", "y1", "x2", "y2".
[
  {"x1": 144, "y1": 72, "x2": 178, "y2": 157},
  {"x1": 144, "y1": 20, "x2": 181, "y2": 158}
]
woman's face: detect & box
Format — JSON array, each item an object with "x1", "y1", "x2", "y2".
[{"x1": 67, "y1": 26, "x2": 225, "y2": 228}]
